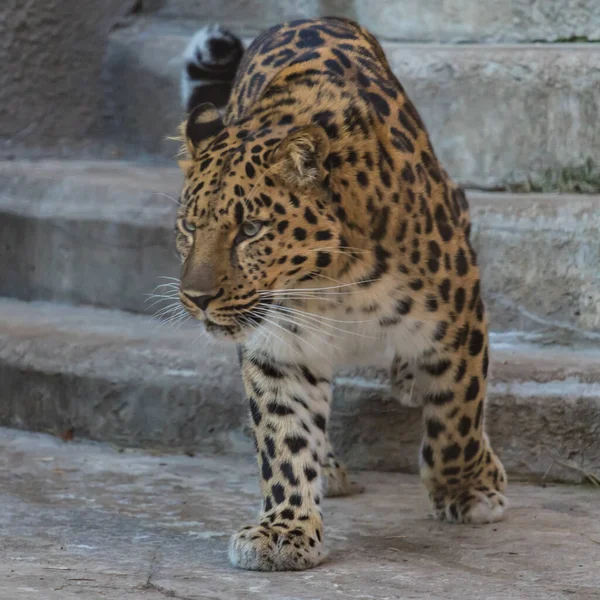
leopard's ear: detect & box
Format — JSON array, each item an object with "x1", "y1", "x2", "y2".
[
  {"x1": 273, "y1": 125, "x2": 330, "y2": 188},
  {"x1": 182, "y1": 103, "x2": 224, "y2": 157}
]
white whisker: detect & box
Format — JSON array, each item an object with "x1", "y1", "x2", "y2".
[
  {"x1": 152, "y1": 302, "x2": 179, "y2": 319},
  {"x1": 191, "y1": 330, "x2": 208, "y2": 345},
  {"x1": 245, "y1": 309, "x2": 299, "y2": 355},
  {"x1": 257, "y1": 315, "x2": 335, "y2": 361},
  {"x1": 145, "y1": 297, "x2": 180, "y2": 310},
  {"x1": 273, "y1": 304, "x2": 375, "y2": 325},
  {"x1": 258, "y1": 278, "x2": 381, "y2": 295},
  {"x1": 144, "y1": 293, "x2": 179, "y2": 303},
  {"x1": 150, "y1": 302, "x2": 183, "y2": 320},
  {"x1": 260, "y1": 290, "x2": 365, "y2": 299},
  {"x1": 265, "y1": 295, "x2": 341, "y2": 304},
  {"x1": 161, "y1": 309, "x2": 190, "y2": 327},
  {"x1": 266, "y1": 305, "x2": 376, "y2": 339},
  {"x1": 149, "y1": 283, "x2": 180, "y2": 292},
  {"x1": 252, "y1": 306, "x2": 341, "y2": 354},
  {"x1": 152, "y1": 191, "x2": 182, "y2": 206}
]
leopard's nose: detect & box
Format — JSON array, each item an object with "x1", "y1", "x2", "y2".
[
  {"x1": 180, "y1": 258, "x2": 223, "y2": 312},
  {"x1": 181, "y1": 288, "x2": 223, "y2": 312},
  {"x1": 183, "y1": 292, "x2": 216, "y2": 312}
]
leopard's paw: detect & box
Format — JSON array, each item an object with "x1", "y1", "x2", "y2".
[
  {"x1": 228, "y1": 521, "x2": 325, "y2": 571},
  {"x1": 425, "y1": 439, "x2": 507, "y2": 524},
  {"x1": 431, "y1": 487, "x2": 507, "y2": 524},
  {"x1": 322, "y1": 461, "x2": 365, "y2": 498}
]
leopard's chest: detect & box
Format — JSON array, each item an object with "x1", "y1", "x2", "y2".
[{"x1": 246, "y1": 277, "x2": 437, "y2": 368}]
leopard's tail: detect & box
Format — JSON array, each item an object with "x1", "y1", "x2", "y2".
[{"x1": 181, "y1": 25, "x2": 244, "y2": 114}]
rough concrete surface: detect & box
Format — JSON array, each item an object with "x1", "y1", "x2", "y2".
[
  {"x1": 1, "y1": 298, "x2": 599, "y2": 483},
  {"x1": 142, "y1": 0, "x2": 600, "y2": 43},
  {"x1": 100, "y1": 19, "x2": 600, "y2": 187},
  {"x1": 0, "y1": 161, "x2": 181, "y2": 312},
  {"x1": 0, "y1": 0, "x2": 136, "y2": 153},
  {"x1": 3, "y1": 160, "x2": 600, "y2": 334},
  {"x1": 383, "y1": 43, "x2": 600, "y2": 188},
  {"x1": 1, "y1": 428, "x2": 599, "y2": 600},
  {"x1": 143, "y1": 0, "x2": 321, "y2": 34},
  {"x1": 356, "y1": 0, "x2": 600, "y2": 43},
  {"x1": 470, "y1": 192, "x2": 600, "y2": 334}
]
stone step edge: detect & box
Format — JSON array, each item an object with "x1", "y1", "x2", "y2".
[
  {"x1": 133, "y1": 1, "x2": 600, "y2": 44},
  {"x1": 2, "y1": 159, "x2": 600, "y2": 333},
  {"x1": 2, "y1": 160, "x2": 600, "y2": 222},
  {"x1": 102, "y1": 18, "x2": 600, "y2": 187},
  {"x1": 112, "y1": 16, "x2": 600, "y2": 51},
  {"x1": 0, "y1": 298, "x2": 598, "y2": 484}
]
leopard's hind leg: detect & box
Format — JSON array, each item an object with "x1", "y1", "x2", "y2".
[{"x1": 416, "y1": 321, "x2": 507, "y2": 524}]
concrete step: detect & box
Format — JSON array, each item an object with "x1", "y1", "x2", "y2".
[
  {"x1": 1, "y1": 297, "x2": 598, "y2": 483},
  {"x1": 101, "y1": 18, "x2": 600, "y2": 187},
  {"x1": 2, "y1": 427, "x2": 599, "y2": 599},
  {"x1": 140, "y1": 0, "x2": 600, "y2": 44},
  {"x1": 0, "y1": 160, "x2": 181, "y2": 313},
  {"x1": 2, "y1": 160, "x2": 599, "y2": 335}
]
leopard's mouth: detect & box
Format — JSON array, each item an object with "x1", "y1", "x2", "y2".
[
  {"x1": 207, "y1": 298, "x2": 270, "y2": 328},
  {"x1": 203, "y1": 310, "x2": 264, "y2": 342},
  {"x1": 185, "y1": 295, "x2": 272, "y2": 342},
  {"x1": 204, "y1": 319, "x2": 240, "y2": 337}
]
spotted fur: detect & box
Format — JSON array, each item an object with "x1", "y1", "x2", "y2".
[{"x1": 174, "y1": 17, "x2": 507, "y2": 572}]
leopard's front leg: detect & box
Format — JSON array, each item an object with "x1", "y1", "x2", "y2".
[{"x1": 229, "y1": 349, "x2": 332, "y2": 571}]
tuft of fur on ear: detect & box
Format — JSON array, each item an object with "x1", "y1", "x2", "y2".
[
  {"x1": 181, "y1": 102, "x2": 225, "y2": 157},
  {"x1": 274, "y1": 125, "x2": 330, "y2": 188}
]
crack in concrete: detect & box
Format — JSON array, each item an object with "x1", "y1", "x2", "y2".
[
  {"x1": 490, "y1": 293, "x2": 600, "y2": 340},
  {"x1": 139, "y1": 582, "x2": 197, "y2": 600},
  {"x1": 137, "y1": 548, "x2": 197, "y2": 600}
]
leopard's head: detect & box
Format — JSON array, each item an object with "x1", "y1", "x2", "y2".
[{"x1": 175, "y1": 103, "x2": 342, "y2": 341}]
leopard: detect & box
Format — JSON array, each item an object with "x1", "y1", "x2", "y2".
[{"x1": 174, "y1": 17, "x2": 507, "y2": 572}]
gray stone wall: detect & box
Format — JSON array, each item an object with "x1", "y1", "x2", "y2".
[
  {"x1": 0, "y1": 0, "x2": 136, "y2": 154},
  {"x1": 142, "y1": 0, "x2": 600, "y2": 42}
]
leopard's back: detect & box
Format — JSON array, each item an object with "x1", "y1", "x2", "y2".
[
  {"x1": 226, "y1": 18, "x2": 391, "y2": 120},
  {"x1": 223, "y1": 17, "x2": 471, "y2": 234}
]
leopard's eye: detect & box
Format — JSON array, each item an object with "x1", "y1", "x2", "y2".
[
  {"x1": 181, "y1": 219, "x2": 196, "y2": 234},
  {"x1": 242, "y1": 220, "x2": 261, "y2": 238}
]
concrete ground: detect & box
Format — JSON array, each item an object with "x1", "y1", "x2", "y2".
[{"x1": 1, "y1": 429, "x2": 599, "y2": 600}]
